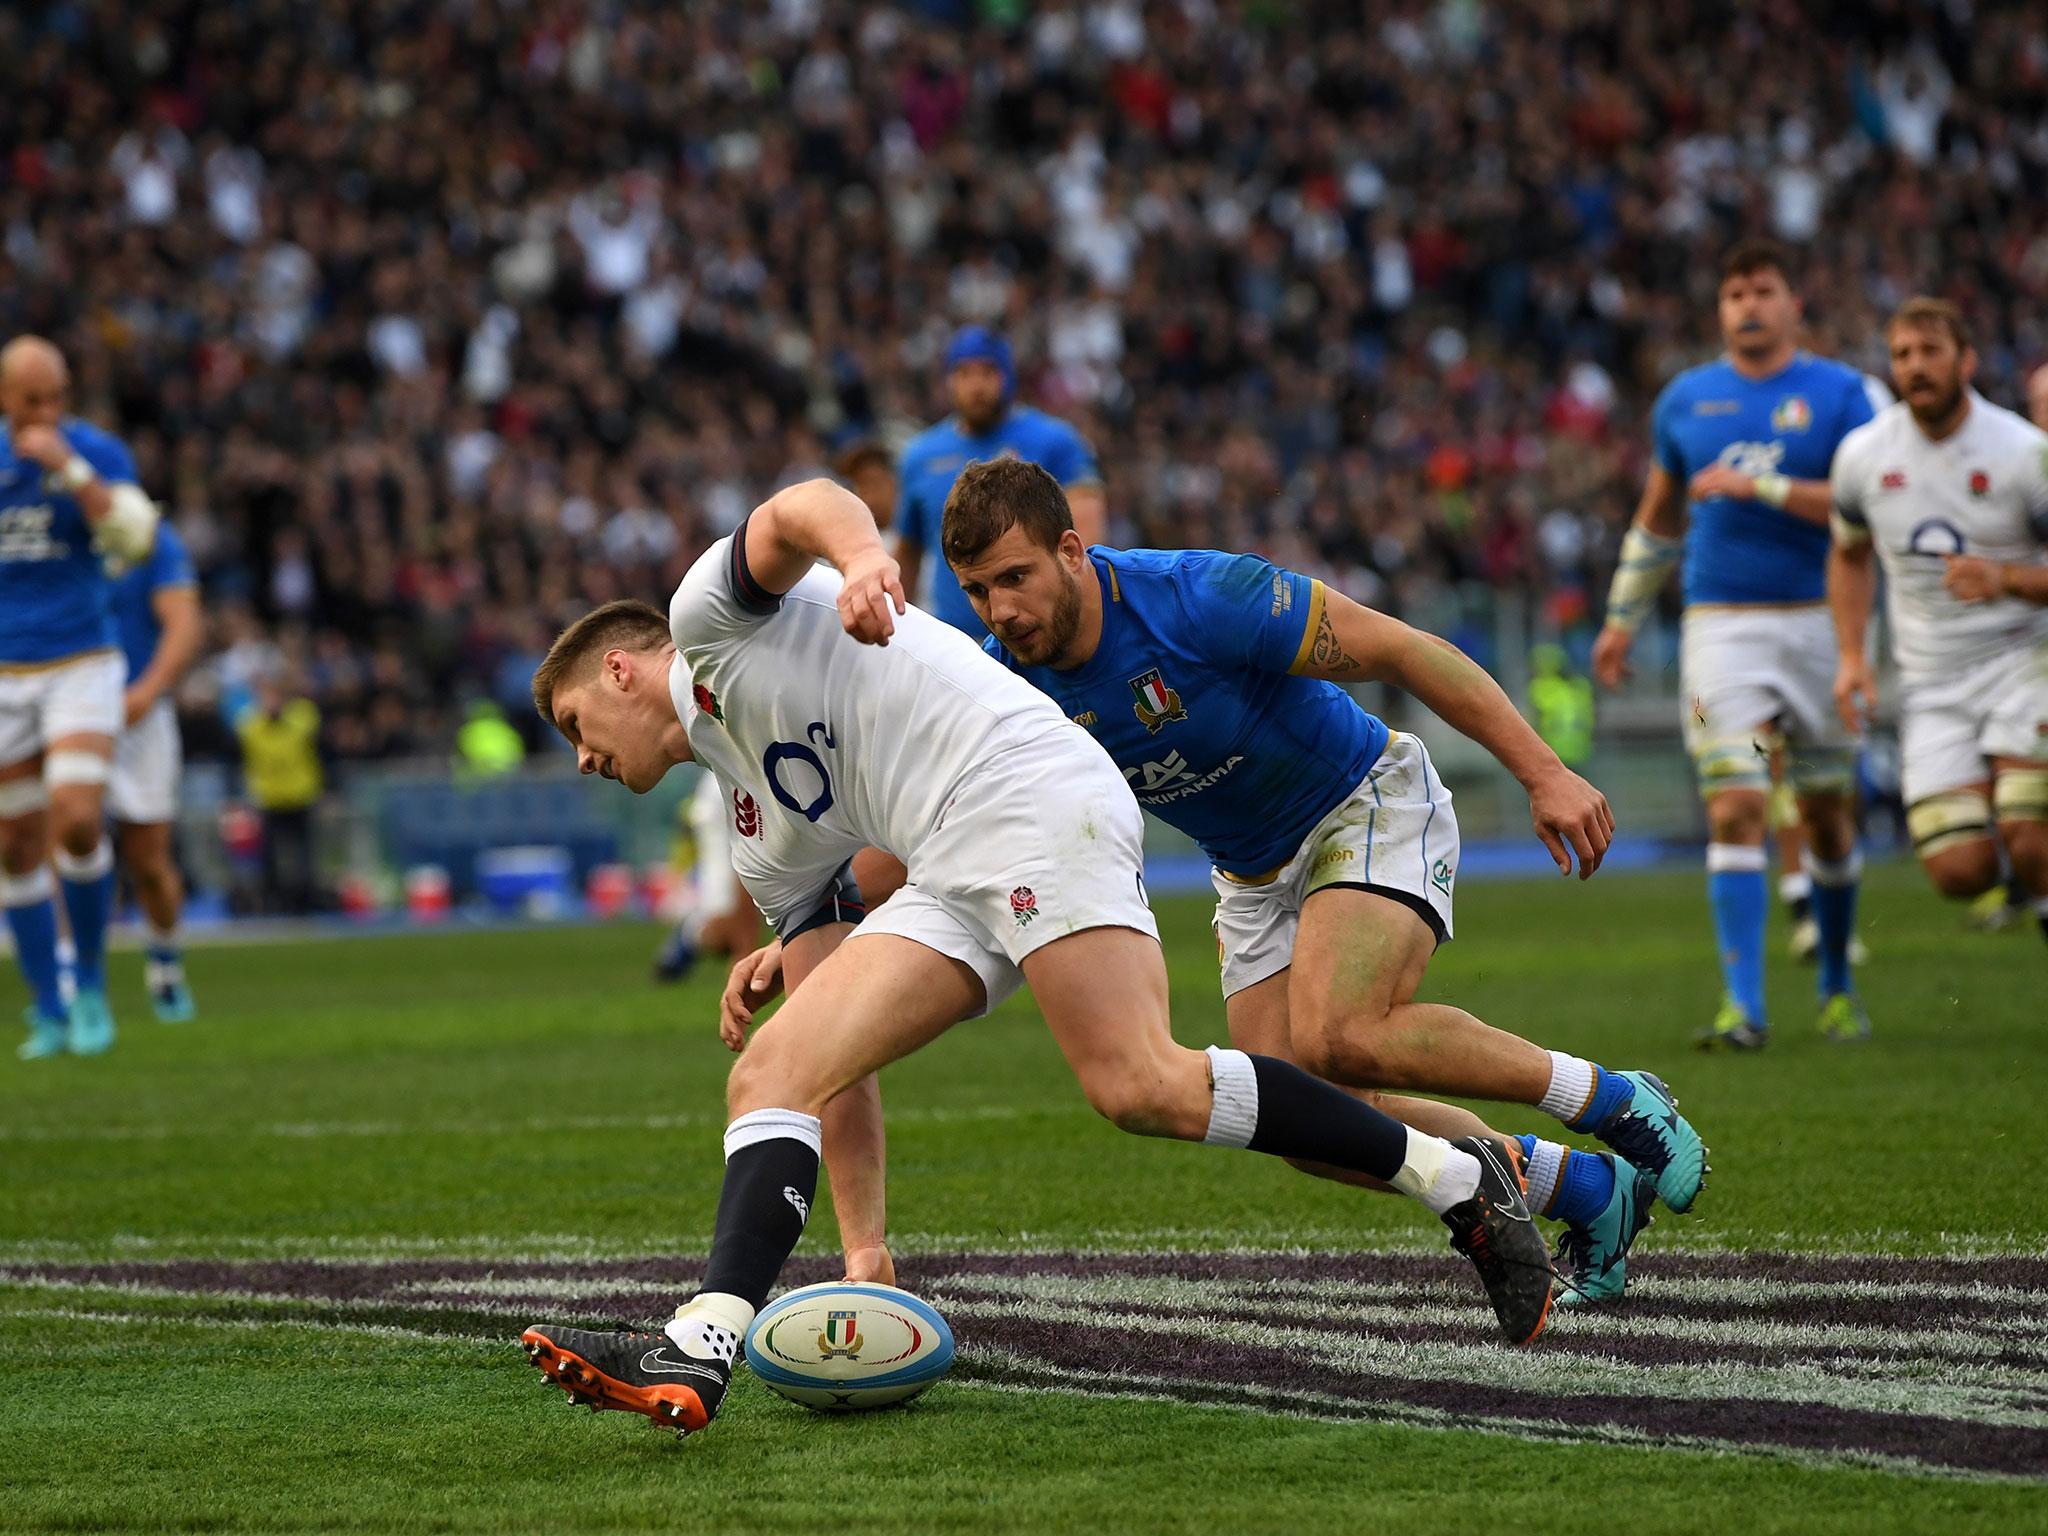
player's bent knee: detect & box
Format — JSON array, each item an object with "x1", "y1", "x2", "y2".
[
  {"x1": 1292, "y1": 1017, "x2": 1395, "y2": 1089},
  {"x1": 1074, "y1": 1057, "x2": 1196, "y2": 1138},
  {"x1": 1704, "y1": 786, "x2": 1770, "y2": 843},
  {"x1": 726, "y1": 1034, "x2": 819, "y2": 1117},
  {"x1": 1921, "y1": 844, "x2": 1999, "y2": 901},
  {"x1": 1908, "y1": 790, "x2": 1994, "y2": 871}
]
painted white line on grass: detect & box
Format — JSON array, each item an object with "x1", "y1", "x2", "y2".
[
  {"x1": 0, "y1": 1101, "x2": 1046, "y2": 1145},
  {"x1": 955, "y1": 1352, "x2": 2046, "y2": 1487},
  {"x1": 938, "y1": 1295, "x2": 2048, "y2": 1429}
]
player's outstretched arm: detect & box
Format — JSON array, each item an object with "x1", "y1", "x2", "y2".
[
  {"x1": 745, "y1": 477, "x2": 907, "y2": 644},
  {"x1": 1591, "y1": 464, "x2": 1685, "y2": 688},
  {"x1": 1302, "y1": 592, "x2": 1614, "y2": 877}
]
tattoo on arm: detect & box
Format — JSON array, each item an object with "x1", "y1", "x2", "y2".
[{"x1": 1310, "y1": 610, "x2": 1368, "y2": 678}]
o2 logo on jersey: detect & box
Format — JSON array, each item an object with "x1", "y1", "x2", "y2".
[
  {"x1": 763, "y1": 722, "x2": 837, "y2": 823},
  {"x1": 1906, "y1": 518, "x2": 1966, "y2": 557}
]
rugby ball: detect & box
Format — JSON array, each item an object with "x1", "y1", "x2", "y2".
[{"x1": 744, "y1": 1281, "x2": 954, "y2": 1412}]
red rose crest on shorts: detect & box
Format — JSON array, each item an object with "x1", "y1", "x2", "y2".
[{"x1": 1009, "y1": 886, "x2": 1038, "y2": 926}]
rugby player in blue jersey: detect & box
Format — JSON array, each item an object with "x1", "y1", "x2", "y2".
[
  {"x1": 106, "y1": 522, "x2": 203, "y2": 1023},
  {"x1": 0, "y1": 336, "x2": 158, "y2": 1059},
  {"x1": 1592, "y1": 240, "x2": 1891, "y2": 1049},
  {"x1": 893, "y1": 326, "x2": 1105, "y2": 640}
]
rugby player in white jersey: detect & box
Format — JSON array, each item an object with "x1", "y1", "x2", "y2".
[
  {"x1": 1830, "y1": 298, "x2": 2048, "y2": 937},
  {"x1": 516, "y1": 479, "x2": 1558, "y2": 1438}
]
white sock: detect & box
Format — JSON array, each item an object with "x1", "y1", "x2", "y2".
[
  {"x1": 1778, "y1": 871, "x2": 1811, "y2": 905},
  {"x1": 1201, "y1": 1046, "x2": 1259, "y2": 1148},
  {"x1": 1536, "y1": 1050, "x2": 1597, "y2": 1123},
  {"x1": 667, "y1": 1291, "x2": 751, "y2": 1362},
  {"x1": 1805, "y1": 849, "x2": 1862, "y2": 888},
  {"x1": 1391, "y1": 1127, "x2": 1481, "y2": 1215},
  {"x1": 1523, "y1": 1139, "x2": 1567, "y2": 1217}
]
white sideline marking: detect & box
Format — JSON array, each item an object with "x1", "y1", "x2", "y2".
[
  {"x1": 937, "y1": 1295, "x2": 2048, "y2": 1429},
  {"x1": 0, "y1": 1101, "x2": 1047, "y2": 1145},
  {"x1": 956, "y1": 1352, "x2": 2046, "y2": 1486}
]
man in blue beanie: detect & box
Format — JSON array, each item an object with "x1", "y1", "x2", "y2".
[{"x1": 894, "y1": 325, "x2": 1103, "y2": 638}]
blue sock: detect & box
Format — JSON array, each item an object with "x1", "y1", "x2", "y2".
[
  {"x1": 1808, "y1": 850, "x2": 1860, "y2": 999},
  {"x1": 1707, "y1": 845, "x2": 1769, "y2": 1025},
  {"x1": 1513, "y1": 1135, "x2": 1618, "y2": 1226},
  {"x1": 1551, "y1": 1149, "x2": 1619, "y2": 1228},
  {"x1": 56, "y1": 841, "x2": 114, "y2": 993},
  {"x1": 4, "y1": 887, "x2": 66, "y2": 1018}
]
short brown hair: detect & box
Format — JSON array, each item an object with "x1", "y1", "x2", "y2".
[
  {"x1": 530, "y1": 599, "x2": 670, "y2": 726},
  {"x1": 940, "y1": 458, "x2": 1073, "y2": 566},
  {"x1": 1887, "y1": 296, "x2": 1972, "y2": 353},
  {"x1": 1720, "y1": 237, "x2": 1797, "y2": 288}
]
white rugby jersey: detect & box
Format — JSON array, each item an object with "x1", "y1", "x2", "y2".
[
  {"x1": 1832, "y1": 392, "x2": 2048, "y2": 678},
  {"x1": 665, "y1": 525, "x2": 1078, "y2": 930}
]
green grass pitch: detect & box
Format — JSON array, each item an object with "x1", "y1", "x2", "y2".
[{"x1": 5, "y1": 860, "x2": 2045, "y2": 1534}]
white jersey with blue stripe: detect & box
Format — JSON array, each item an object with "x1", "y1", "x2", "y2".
[
  {"x1": 1651, "y1": 353, "x2": 1888, "y2": 606},
  {"x1": 0, "y1": 418, "x2": 136, "y2": 666}
]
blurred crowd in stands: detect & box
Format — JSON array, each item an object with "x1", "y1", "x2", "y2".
[{"x1": 5, "y1": 0, "x2": 2046, "y2": 768}]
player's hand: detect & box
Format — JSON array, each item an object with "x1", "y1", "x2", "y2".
[
  {"x1": 1526, "y1": 764, "x2": 1615, "y2": 880},
  {"x1": 837, "y1": 548, "x2": 907, "y2": 645},
  {"x1": 121, "y1": 683, "x2": 157, "y2": 727},
  {"x1": 1686, "y1": 465, "x2": 1754, "y2": 503},
  {"x1": 13, "y1": 424, "x2": 69, "y2": 471},
  {"x1": 1833, "y1": 653, "x2": 1876, "y2": 733},
  {"x1": 1942, "y1": 555, "x2": 2007, "y2": 604},
  {"x1": 842, "y1": 1242, "x2": 896, "y2": 1287},
  {"x1": 1590, "y1": 624, "x2": 1635, "y2": 689},
  {"x1": 719, "y1": 940, "x2": 784, "y2": 1050}
]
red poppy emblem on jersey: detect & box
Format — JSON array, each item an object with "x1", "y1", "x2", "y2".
[
  {"x1": 733, "y1": 789, "x2": 761, "y2": 839},
  {"x1": 1010, "y1": 886, "x2": 1039, "y2": 926},
  {"x1": 1969, "y1": 470, "x2": 1990, "y2": 498},
  {"x1": 1881, "y1": 469, "x2": 1907, "y2": 491},
  {"x1": 693, "y1": 682, "x2": 724, "y2": 723}
]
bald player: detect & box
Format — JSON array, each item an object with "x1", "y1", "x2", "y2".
[{"x1": 0, "y1": 337, "x2": 158, "y2": 1059}]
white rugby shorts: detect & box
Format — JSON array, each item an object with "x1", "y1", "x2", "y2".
[
  {"x1": 852, "y1": 723, "x2": 1158, "y2": 1014},
  {"x1": 108, "y1": 697, "x2": 182, "y2": 824},
  {"x1": 0, "y1": 649, "x2": 126, "y2": 768},
  {"x1": 1899, "y1": 639, "x2": 2048, "y2": 805},
  {"x1": 1680, "y1": 604, "x2": 1852, "y2": 794},
  {"x1": 1209, "y1": 731, "x2": 1458, "y2": 999}
]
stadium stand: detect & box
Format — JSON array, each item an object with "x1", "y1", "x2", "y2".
[{"x1": 3, "y1": 0, "x2": 2043, "y2": 775}]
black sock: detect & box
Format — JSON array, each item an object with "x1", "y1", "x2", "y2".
[
  {"x1": 1788, "y1": 895, "x2": 1813, "y2": 923},
  {"x1": 1242, "y1": 1054, "x2": 1409, "y2": 1181},
  {"x1": 2010, "y1": 875, "x2": 2031, "y2": 911},
  {"x1": 701, "y1": 1128, "x2": 818, "y2": 1312}
]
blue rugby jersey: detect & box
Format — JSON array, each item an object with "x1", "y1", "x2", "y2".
[
  {"x1": 986, "y1": 547, "x2": 1389, "y2": 877},
  {"x1": 1650, "y1": 352, "x2": 1886, "y2": 605},
  {"x1": 0, "y1": 418, "x2": 136, "y2": 665},
  {"x1": 111, "y1": 522, "x2": 197, "y2": 682},
  {"x1": 896, "y1": 405, "x2": 1100, "y2": 637}
]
